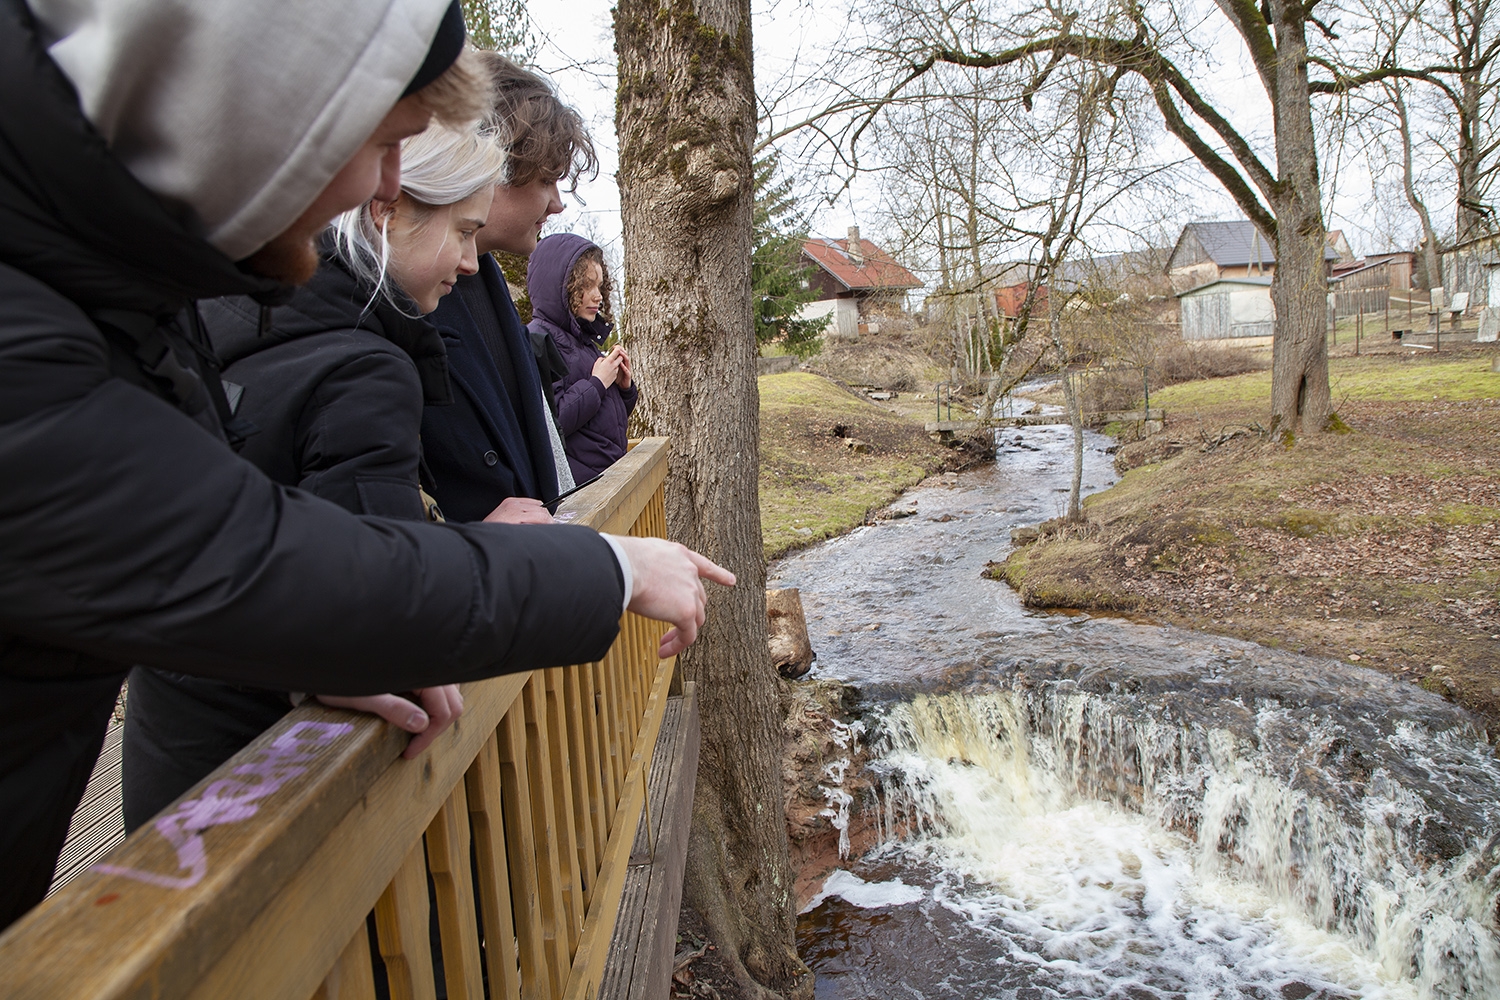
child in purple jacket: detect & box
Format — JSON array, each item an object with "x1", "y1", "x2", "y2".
[{"x1": 528, "y1": 233, "x2": 639, "y2": 480}]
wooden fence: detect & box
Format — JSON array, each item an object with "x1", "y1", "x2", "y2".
[{"x1": 0, "y1": 437, "x2": 678, "y2": 1000}]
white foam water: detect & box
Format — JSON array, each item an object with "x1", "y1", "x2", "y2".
[
  {"x1": 856, "y1": 687, "x2": 1500, "y2": 999},
  {"x1": 802, "y1": 869, "x2": 927, "y2": 913}
]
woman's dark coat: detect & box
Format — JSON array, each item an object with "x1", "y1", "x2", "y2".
[
  {"x1": 121, "y1": 253, "x2": 456, "y2": 829},
  {"x1": 421, "y1": 254, "x2": 561, "y2": 522},
  {"x1": 0, "y1": 12, "x2": 624, "y2": 930},
  {"x1": 527, "y1": 234, "x2": 638, "y2": 481}
]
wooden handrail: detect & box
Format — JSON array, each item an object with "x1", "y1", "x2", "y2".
[{"x1": 0, "y1": 437, "x2": 676, "y2": 1000}]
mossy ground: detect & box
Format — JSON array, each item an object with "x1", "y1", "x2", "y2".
[
  {"x1": 759, "y1": 372, "x2": 957, "y2": 559},
  {"x1": 995, "y1": 345, "x2": 1500, "y2": 733}
]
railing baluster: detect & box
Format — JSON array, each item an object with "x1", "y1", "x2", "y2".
[
  {"x1": 310, "y1": 923, "x2": 377, "y2": 1000},
  {"x1": 561, "y1": 665, "x2": 599, "y2": 909},
  {"x1": 521, "y1": 675, "x2": 571, "y2": 995},
  {"x1": 426, "y1": 782, "x2": 485, "y2": 1000},
  {"x1": 465, "y1": 735, "x2": 522, "y2": 1000},
  {"x1": 605, "y1": 643, "x2": 631, "y2": 798},
  {"x1": 623, "y1": 616, "x2": 644, "y2": 734},
  {"x1": 590, "y1": 662, "x2": 618, "y2": 829},
  {"x1": 541, "y1": 668, "x2": 586, "y2": 956},
  {"x1": 497, "y1": 706, "x2": 551, "y2": 1000},
  {"x1": 575, "y1": 662, "x2": 608, "y2": 866},
  {"x1": 374, "y1": 842, "x2": 438, "y2": 1000}
]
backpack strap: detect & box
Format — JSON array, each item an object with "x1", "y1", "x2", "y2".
[{"x1": 91, "y1": 305, "x2": 257, "y2": 449}]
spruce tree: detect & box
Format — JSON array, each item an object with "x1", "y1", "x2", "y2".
[{"x1": 752, "y1": 154, "x2": 828, "y2": 359}]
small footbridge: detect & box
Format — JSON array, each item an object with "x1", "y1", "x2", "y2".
[{"x1": 0, "y1": 438, "x2": 696, "y2": 1000}]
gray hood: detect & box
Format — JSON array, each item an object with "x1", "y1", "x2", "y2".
[{"x1": 28, "y1": 0, "x2": 452, "y2": 261}]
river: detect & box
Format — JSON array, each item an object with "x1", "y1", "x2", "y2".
[{"x1": 768, "y1": 423, "x2": 1500, "y2": 1000}]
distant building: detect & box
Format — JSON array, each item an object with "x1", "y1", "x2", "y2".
[
  {"x1": 1177, "y1": 277, "x2": 1274, "y2": 345},
  {"x1": 1325, "y1": 229, "x2": 1355, "y2": 264},
  {"x1": 1433, "y1": 233, "x2": 1500, "y2": 341},
  {"x1": 1328, "y1": 252, "x2": 1418, "y2": 325},
  {"x1": 1440, "y1": 232, "x2": 1500, "y2": 311},
  {"x1": 933, "y1": 248, "x2": 1171, "y2": 324},
  {"x1": 1166, "y1": 220, "x2": 1336, "y2": 293},
  {"x1": 992, "y1": 280, "x2": 1047, "y2": 319},
  {"x1": 799, "y1": 226, "x2": 923, "y2": 339}
]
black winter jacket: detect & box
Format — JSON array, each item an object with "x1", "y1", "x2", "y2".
[
  {"x1": 122, "y1": 257, "x2": 462, "y2": 830},
  {"x1": 208, "y1": 252, "x2": 453, "y2": 520},
  {"x1": 0, "y1": 5, "x2": 624, "y2": 929}
]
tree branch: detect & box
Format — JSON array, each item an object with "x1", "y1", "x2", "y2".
[{"x1": 927, "y1": 35, "x2": 1280, "y2": 203}]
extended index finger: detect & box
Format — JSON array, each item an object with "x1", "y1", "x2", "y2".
[{"x1": 686, "y1": 549, "x2": 736, "y2": 587}]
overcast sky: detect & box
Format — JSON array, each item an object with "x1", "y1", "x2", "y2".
[{"x1": 524, "y1": 0, "x2": 1405, "y2": 271}]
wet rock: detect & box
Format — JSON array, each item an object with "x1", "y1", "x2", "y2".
[
  {"x1": 1011, "y1": 526, "x2": 1040, "y2": 546},
  {"x1": 768, "y1": 587, "x2": 815, "y2": 679},
  {"x1": 781, "y1": 679, "x2": 879, "y2": 909}
]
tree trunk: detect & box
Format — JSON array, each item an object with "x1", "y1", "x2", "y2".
[
  {"x1": 1456, "y1": 62, "x2": 1485, "y2": 242},
  {"x1": 1391, "y1": 81, "x2": 1443, "y2": 328},
  {"x1": 1267, "y1": 6, "x2": 1332, "y2": 438},
  {"x1": 613, "y1": 3, "x2": 807, "y2": 998},
  {"x1": 1049, "y1": 311, "x2": 1084, "y2": 519}
]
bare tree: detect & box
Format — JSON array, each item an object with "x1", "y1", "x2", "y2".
[
  {"x1": 1372, "y1": 0, "x2": 1497, "y2": 240},
  {"x1": 836, "y1": 0, "x2": 1450, "y2": 440},
  {"x1": 614, "y1": 2, "x2": 807, "y2": 998},
  {"x1": 1424, "y1": 0, "x2": 1500, "y2": 241}
]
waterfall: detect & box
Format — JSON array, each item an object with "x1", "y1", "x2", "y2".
[{"x1": 865, "y1": 684, "x2": 1500, "y2": 999}]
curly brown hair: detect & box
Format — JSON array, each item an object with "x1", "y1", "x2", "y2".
[
  {"x1": 565, "y1": 247, "x2": 613, "y2": 325},
  {"x1": 475, "y1": 51, "x2": 598, "y2": 192}
]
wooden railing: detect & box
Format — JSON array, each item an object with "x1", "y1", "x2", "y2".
[{"x1": 0, "y1": 437, "x2": 677, "y2": 1000}]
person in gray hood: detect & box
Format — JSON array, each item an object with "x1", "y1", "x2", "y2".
[{"x1": 0, "y1": 0, "x2": 732, "y2": 930}]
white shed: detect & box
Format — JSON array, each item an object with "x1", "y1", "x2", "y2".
[
  {"x1": 1478, "y1": 264, "x2": 1500, "y2": 342},
  {"x1": 1178, "y1": 277, "x2": 1275, "y2": 344}
]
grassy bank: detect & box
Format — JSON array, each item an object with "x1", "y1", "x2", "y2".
[
  {"x1": 759, "y1": 371, "x2": 956, "y2": 559},
  {"x1": 994, "y1": 348, "x2": 1500, "y2": 731}
]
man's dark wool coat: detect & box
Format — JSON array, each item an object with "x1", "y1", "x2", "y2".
[
  {"x1": 527, "y1": 234, "x2": 639, "y2": 482},
  {"x1": 0, "y1": 10, "x2": 625, "y2": 930},
  {"x1": 422, "y1": 254, "x2": 562, "y2": 522}
]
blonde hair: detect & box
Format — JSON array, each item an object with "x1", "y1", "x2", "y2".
[
  {"x1": 330, "y1": 122, "x2": 507, "y2": 309},
  {"x1": 413, "y1": 47, "x2": 493, "y2": 128}
]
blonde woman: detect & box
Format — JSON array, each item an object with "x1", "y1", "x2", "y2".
[{"x1": 121, "y1": 122, "x2": 508, "y2": 830}]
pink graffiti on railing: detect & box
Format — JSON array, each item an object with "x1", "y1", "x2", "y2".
[{"x1": 93, "y1": 720, "x2": 353, "y2": 889}]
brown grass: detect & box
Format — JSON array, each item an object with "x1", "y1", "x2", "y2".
[{"x1": 995, "y1": 344, "x2": 1500, "y2": 734}]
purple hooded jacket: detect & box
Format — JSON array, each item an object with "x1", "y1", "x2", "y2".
[{"x1": 527, "y1": 234, "x2": 638, "y2": 481}]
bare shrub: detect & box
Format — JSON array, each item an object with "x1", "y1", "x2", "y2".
[
  {"x1": 1078, "y1": 338, "x2": 1266, "y2": 413},
  {"x1": 813, "y1": 328, "x2": 932, "y2": 391},
  {"x1": 1152, "y1": 341, "x2": 1265, "y2": 385}
]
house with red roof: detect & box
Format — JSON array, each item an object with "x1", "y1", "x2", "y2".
[{"x1": 800, "y1": 226, "x2": 923, "y2": 339}]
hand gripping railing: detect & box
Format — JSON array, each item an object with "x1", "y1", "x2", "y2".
[{"x1": 0, "y1": 437, "x2": 677, "y2": 1000}]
